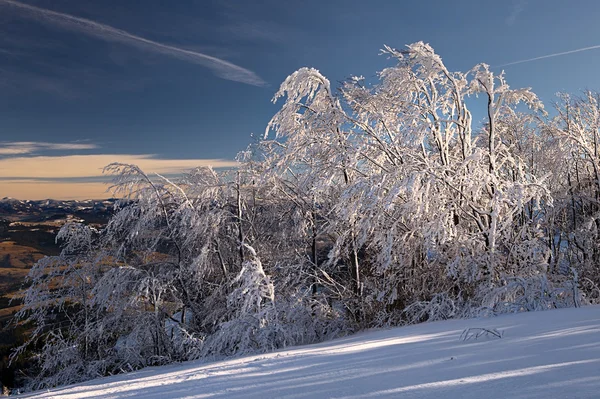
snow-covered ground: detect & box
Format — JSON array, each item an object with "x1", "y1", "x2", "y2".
[{"x1": 17, "y1": 306, "x2": 600, "y2": 398}]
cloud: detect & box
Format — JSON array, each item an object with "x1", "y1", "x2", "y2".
[
  {"x1": 0, "y1": 154, "x2": 239, "y2": 200},
  {"x1": 0, "y1": 154, "x2": 238, "y2": 179},
  {"x1": 506, "y1": 0, "x2": 527, "y2": 26},
  {"x1": 0, "y1": 141, "x2": 98, "y2": 155},
  {"x1": 496, "y1": 44, "x2": 600, "y2": 68},
  {"x1": 0, "y1": 0, "x2": 266, "y2": 86}
]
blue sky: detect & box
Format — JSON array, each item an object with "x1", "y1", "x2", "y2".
[{"x1": 1, "y1": 0, "x2": 600, "y2": 199}]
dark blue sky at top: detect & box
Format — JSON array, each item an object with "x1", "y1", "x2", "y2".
[{"x1": 1, "y1": 0, "x2": 600, "y2": 161}]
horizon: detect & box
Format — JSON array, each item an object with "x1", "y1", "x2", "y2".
[{"x1": 1, "y1": 0, "x2": 600, "y2": 200}]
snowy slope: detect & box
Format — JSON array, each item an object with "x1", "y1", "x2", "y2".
[{"x1": 17, "y1": 306, "x2": 600, "y2": 399}]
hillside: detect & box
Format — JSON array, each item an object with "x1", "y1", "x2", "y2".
[
  {"x1": 0, "y1": 197, "x2": 116, "y2": 309},
  {"x1": 0, "y1": 198, "x2": 117, "y2": 390},
  {"x1": 15, "y1": 306, "x2": 600, "y2": 398}
]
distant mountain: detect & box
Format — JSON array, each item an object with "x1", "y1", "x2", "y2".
[{"x1": 0, "y1": 198, "x2": 120, "y2": 223}]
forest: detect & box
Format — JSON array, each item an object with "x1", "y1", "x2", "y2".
[{"x1": 10, "y1": 42, "x2": 600, "y2": 391}]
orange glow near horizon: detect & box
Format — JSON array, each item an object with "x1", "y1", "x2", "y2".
[
  {"x1": 0, "y1": 180, "x2": 112, "y2": 200},
  {"x1": 0, "y1": 154, "x2": 239, "y2": 200}
]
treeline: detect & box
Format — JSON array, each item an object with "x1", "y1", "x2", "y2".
[{"x1": 10, "y1": 42, "x2": 600, "y2": 391}]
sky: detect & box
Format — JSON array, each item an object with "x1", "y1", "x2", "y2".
[{"x1": 1, "y1": 0, "x2": 599, "y2": 200}]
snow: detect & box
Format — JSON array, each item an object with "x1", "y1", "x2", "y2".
[{"x1": 17, "y1": 306, "x2": 600, "y2": 398}]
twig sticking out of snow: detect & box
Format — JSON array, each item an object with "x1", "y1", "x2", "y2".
[{"x1": 460, "y1": 327, "x2": 503, "y2": 341}]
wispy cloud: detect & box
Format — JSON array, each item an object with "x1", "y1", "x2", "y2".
[
  {"x1": 506, "y1": 0, "x2": 527, "y2": 26},
  {"x1": 496, "y1": 44, "x2": 600, "y2": 68},
  {"x1": 0, "y1": 0, "x2": 266, "y2": 86},
  {"x1": 0, "y1": 154, "x2": 238, "y2": 179},
  {"x1": 0, "y1": 141, "x2": 98, "y2": 155}
]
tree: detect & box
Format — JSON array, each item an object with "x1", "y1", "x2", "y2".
[{"x1": 12, "y1": 41, "x2": 594, "y2": 391}]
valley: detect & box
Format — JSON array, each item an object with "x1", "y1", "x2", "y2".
[{"x1": 0, "y1": 198, "x2": 116, "y2": 390}]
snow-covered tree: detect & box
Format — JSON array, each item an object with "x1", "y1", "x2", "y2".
[{"x1": 12, "y1": 41, "x2": 595, "y2": 391}]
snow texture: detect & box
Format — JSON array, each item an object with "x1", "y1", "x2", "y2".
[{"x1": 16, "y1": 306, "x2": 600, "y2": 398}]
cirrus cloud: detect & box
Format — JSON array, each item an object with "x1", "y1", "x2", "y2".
[
  {"x1": 0, "y1": 141, "x2": 98, "y2": 155},
  {"x1": 0, "y1": 0, "x2": 266, "y2": 86}
]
